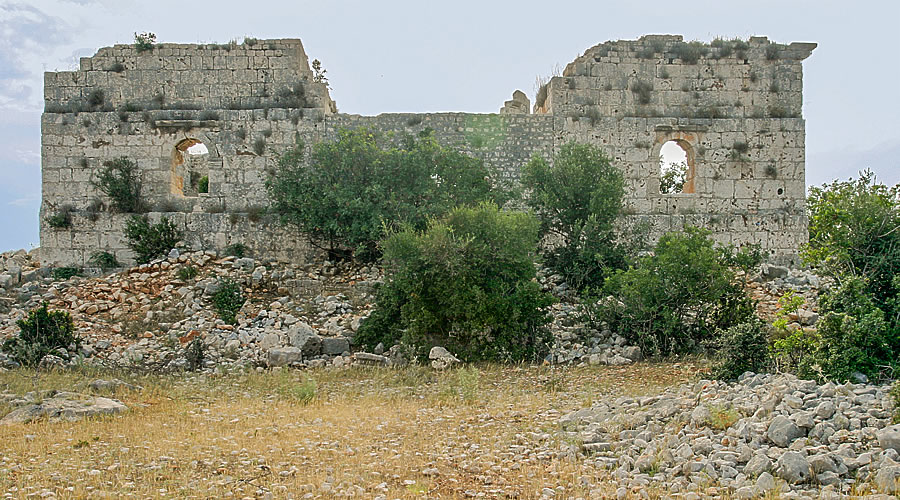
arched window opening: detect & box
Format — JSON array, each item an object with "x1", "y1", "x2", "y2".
[
  {"x1": 171, "y1": 139, "x2": 210, "y2": 197},
  {"x1": 659, "y1": 140, "x2": 695, "y2": 194}
]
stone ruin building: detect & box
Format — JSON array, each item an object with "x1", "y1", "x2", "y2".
[{"x1": 39, "y1": 35, "x2": 816, "y2": 267}]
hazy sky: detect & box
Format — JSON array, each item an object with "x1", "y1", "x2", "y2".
[{"x1": 1, "y1": 0, "x2": 897, "y2": 252}]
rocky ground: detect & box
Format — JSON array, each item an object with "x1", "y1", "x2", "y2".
[
  {"x1": 3, "y1": 249, "x2": 896, "y2": 498},
  {"x1": 0, "y1": 249, "x2": 823, "y2": 375}
]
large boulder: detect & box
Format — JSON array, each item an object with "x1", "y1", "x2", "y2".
[
  {"x1": 1, "y1": 392, "x2": 127, "y2": 424},
  {"x1": 429, "y1": 346, "x2": 460, "y2": 370},
  {"x1": 289, "y1": 323, "x2": 321, "y2": 357},
  {"x1": 875, "y1": 465, "x2": 900, "y2": 494},
  {"x1": 878, "y1": 424, "x2": 900, "y2": 453},
  {"x1": 767, "y1": 415, "x2": 804, "y2": 447},
  {"x1": 775, "y1": 451, "x2": 811, "y2": 484},
  {"x1": 321, "y1": 337, "x2": 350, "y2": 355},
  {"x1": 268, "y1": 347, "x2": 302, "y2": 367}
]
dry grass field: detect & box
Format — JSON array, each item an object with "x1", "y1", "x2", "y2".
[{"x1": 0, "y1": 362, "x2": 702, "y2": 499}]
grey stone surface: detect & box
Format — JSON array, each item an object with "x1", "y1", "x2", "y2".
[
  {"x1": 0, "y1": 392, "x2": 127, "y2": 424},
  {"x1": 321, "y1": 337, "x2": 350, "y2": 355},
  {"x1": 289, "y1": 323, "x2": 321, "y2": 357},
  {"x1": 267, "y1": 346, "x2": 302, "y2": 367},
  {"x1": 775, "y1": 451, "x2": 810, "y2": 484},
  {"x1": 767, "y1": 415, "x2": 804, "y2": 447},
  {"x1": 877, "y1": 424, "x2": 900, "y2": 453}
]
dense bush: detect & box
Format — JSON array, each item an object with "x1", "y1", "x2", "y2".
[
  {"x1": 709, "y1": 320, "x2": 770, "y2": 380},
  {"x1": 355, "y1": 203, "x2": 554, "y2": 362},
  {"x1": 51, "y1": 267, "x2": 82, "y2": 280},
  {"x1": 521, "y1": 142, "x2": 629, "y2": 290},
  {"x1": 811, "y1": 277, "x2": 896, "y2": 381},
  {"x1": 124, "y1": 215, "x2": 181, "y2": 264},
  {"x1": 588, "y1": 227, "x2": 759, "y2": 356},
  {"x1": 799, "y1": 171, "x2": 900, "y2": 381},
  {"x1": 1, "y1": 302, "x2": 78, "y2": 367},
  {"x1": 267, "y1": 128, "x2": 508, "y2": 261},
  {"x1": 89, "y1": 250, "x2": 120, "y2": 270},
  {"x1": 92, "y1": 157, "x2": 143, "y2": 213},
  {"x1": 212, "y1": 279, "x2": 245, "y2": 325},
  {"x1": 805, "y1": 170, "x2": 900, "y2": 309}
]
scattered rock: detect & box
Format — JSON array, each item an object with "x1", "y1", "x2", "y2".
[
  {"x1": 1, "y1": 392, "x2": 127, "y2": 424},
  {"x1": 429, "y1": 346, "x2": 460, "y2": 370}
]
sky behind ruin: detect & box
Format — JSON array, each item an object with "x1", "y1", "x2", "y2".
[{"x1": 0, "y1": 0, "x2": 896, "y2": 252}]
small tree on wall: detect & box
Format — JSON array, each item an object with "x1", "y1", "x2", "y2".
[{"x1": 92, "y1": 157, "x2": 144, "y2": 213}]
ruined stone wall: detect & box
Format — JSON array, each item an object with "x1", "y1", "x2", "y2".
[{"x1": 39, "y1": 35, "x2": 815, "y2": 267}]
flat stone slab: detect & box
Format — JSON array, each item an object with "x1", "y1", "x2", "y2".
[{"x1": 1, "y1": 391, "x2": 127, "y2": 424}]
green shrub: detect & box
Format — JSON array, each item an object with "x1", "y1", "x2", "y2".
[
  {"x1": 671, "y1": 41, "x2": 708, "y2": 64},
  {"x1": 224, "y1": 243, "x2": 247, "y2": 258},
  {"x1": 660, "y1": 161, "x2": 687, "y2": 194},
  {"x1": 267, "y1": 128, "x2": 508, "y2": 262},
  {"x1": 87, "y1": 89, "x2": 105, "y2": 108},
  {"x1": 45, "y1": 205, "x2": 74, "y2": 229},
  {"x1": 212, "y1": 279, "x2": 245, "y2": 325},
  {"x1": 176, "y1": 265, "x2": 199, "y2": 281},
  {"x1": 805, "y1": 171, "x2": 900, "y2": 310},
  {"x1": 801, "y1": 172, "x2": 900, "y2": 380},
  {"x1": 88, "y1": 251, "x2": 119, "y2": 270},
  {"x1": 253, "y1": 138, "x2": 266, "y2": 155},
  {"x1": 198, "y1": 176, "x2": 209, "y2": 194},
  {"x1": 124, "y1": 215, "x2": 181, "y2": 264},
  {"x1": 134, "y1": 32, "x2": 156, "y2": 53},
  {"x1": 521, "y1": 142, "x2": 628, "y2": 291},
  {"x1": 810, "y1": 276, "x2": 896, "y2": 381},
  {"x1": 51, "y1": 267, "x2": 82, "y2": 280},
  {"x1": 1, "y1": 302, "x2": 78, "y2": 367},
  {"x1": 630, "y1": 80, "x2": 653, "y2": 105},
  {"x1": 589, "y1": 227, "x2": 759, "y2": 356},
  {"x1": 710, "y1": 320, "x2": 770, "y2": 380},
  {"x1": 92, "y1": 157, "x2": 143, "y2": 213},
  {"x1": 355, "y1": 203, "x2": 554, "y2": 362}
]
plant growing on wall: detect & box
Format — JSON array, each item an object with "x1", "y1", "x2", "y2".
[
  {"x1": 134, "y1": 32, "x2": 157, "y2": 53},
  {"x1": 92, "y1": 157, "x2": 144, "y2": 213},
  {"x1": 124, "y1": 215, "x2": 181, "y2": 264}
]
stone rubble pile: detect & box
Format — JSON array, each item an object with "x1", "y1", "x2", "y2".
[
  {"x1": 0, "y1": 249, "x2": 832, "y2": 374},
  {"x1": 0, "y1": 250, "x2": 383, "y2": 372},
  {"x1": 558, "y1": 372, "x2": 900, "y2": 497}
]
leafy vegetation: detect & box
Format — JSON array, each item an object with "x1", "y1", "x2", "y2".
[
  {"x1": 709, "y1": 320, "x2": 770, "y2": 380},
  {"x1": 176, "y1": 265, "x2": 199, "y2": 281},
  {"x1": 588, "y1": 227, "x2": 760, "y2": 356},
  {"x1": 799, "y1": 171, "x2": 900, "y2": 381},
  {"x1": 521, "y1": 142, "x2": 628, "y2": 291},
  {"x1": 88, "y1": 251, "x2": 120, "y2": 270},
  {"x1": 212, "y1": 279, "x2": 245, "y2": 325},
  {"x1": 45, "y1": 205, "x2": 74, "y2": 229},
  {"x1": 51, "y1": 267, "x2": 82, "y2": 280},
  {"x1": 356, "y1": 203, "x2": 554, "y2": 362},
  {"x1": 224, "y1": 243, "x2": 247, "y2": 258},
  {"x1": 659, "y1": 160, "x2": 687, "y2": 194},
  {"x1": 133, "y1": 32, "x2": 156, "y2": 53},
  {"x1": 267, "y1": 128, "x2": 508, "y2": 262},
  {"x1": 1, "y1": 303, "x2": 78, "y2": 367},
  {"x1": 124, "y1": 216, "x2": 181, "y2": 264},
  {"x1": 92, "y1": 157, "x2": 143, "y2": 213}
]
